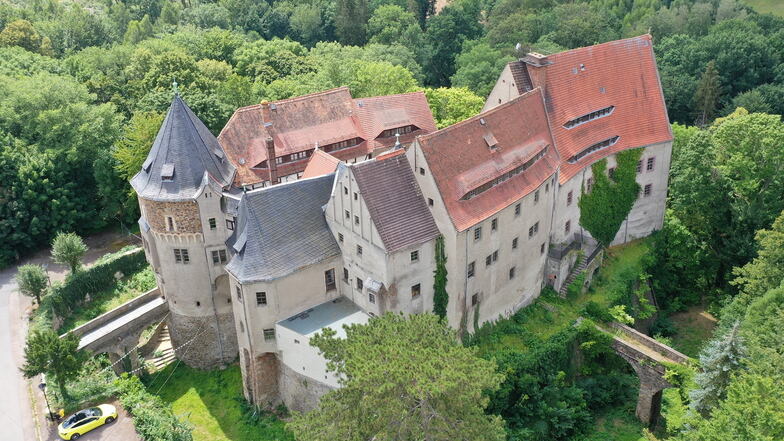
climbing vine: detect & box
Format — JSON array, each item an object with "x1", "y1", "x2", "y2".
[
  {"x1": 578, "y1": 149, "x2": 642, "y2": 248},
  {"x1": 433, "y1": 235, "x2": 449, "y2": 319}
]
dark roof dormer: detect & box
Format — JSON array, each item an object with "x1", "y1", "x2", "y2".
[{"x1": 131, "y1": 95, "x2": 235, "y2": 201}]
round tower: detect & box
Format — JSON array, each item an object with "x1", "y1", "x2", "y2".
[{"x1": 132, "y1": 94, "x2": 238, "y2": 369}]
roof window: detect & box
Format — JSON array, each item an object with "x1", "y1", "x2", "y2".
[
  {"x1": 483, "y1": 133, "x2": 499, "y2": 150},
  {"x1": 161, "y1": 163, "x2": 175, "y2": 181},
  {"x1": 462, "y1": 146, "x2": 548, "y2": 200},
  {"x1": 568, "y1": 136, "x2": 619, "y2": 164},
  {"x1": 563, "y1": 106, "x2": 615, "y2": 129}
]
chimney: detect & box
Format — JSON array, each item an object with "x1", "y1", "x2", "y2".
[
  {"x1": 523, "y1": 52, "x2": 549, "y2": 67},
  {"x1": 260, "y1": 100, "x2": 272, "y2": 126},
  {"x1": 265, "y1": 137, "x2": 278, "y2": 185}
]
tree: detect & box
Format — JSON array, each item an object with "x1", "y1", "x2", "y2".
[
  {"x1": 433, "y1": 236, "x2": 448, "y2": 319},
  {"x1": 335, "y1": 0, "x2": 369, "y2": 46},
  {"x1": 348, "y1": 61, "x2": 418, "y2": 98},
  {"x1": 451, "y1": 40, "x2": 515, "y2": 98},
  {"x1": 0, "y1": 20, "x2": 44, "y2": 54},
  {"x1": 693, "y1": 61, "x2": 721, "y2": 126},
  {"x1": 689, "y1": 322, "x2": 747, "y2": 417},
  {"x1": 51, "y1": 232, "x2": 88, "y2": 274},
  {"x1": 288, "y1": 313, "x2": 506, "y2": 441},
  {"x1": 367, "y1": 5, "x2": 419, "y2": 46},
  {"x1": 21, "y1": 330, "x2": 87, "y2": 401},
  {"x1": 16, "y1": 264, "x2": 48, "y2": 304},
  {"x1": 424, "y1": 87, "x2": 484, "y2": 128},
  {"x1": 732, "y1": 210, "x2": 784, "y2": 299},
  {"x1": 424, "y1": 0, "x2": 483, "y2": 86}
]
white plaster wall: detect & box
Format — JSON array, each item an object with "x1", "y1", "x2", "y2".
[
  {"x1": 275, "y1": 325, "x2": 340, "y2": 387},
  {"x1": 483, "y1": 64, "x2": 520, "y2": 112}
]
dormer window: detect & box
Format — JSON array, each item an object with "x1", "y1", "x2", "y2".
[
  {"x1": 563, "y1": 106, "x2": 615, "y2": 129},
  {"x1": 161, "y1": 163, "x2": 175, "y2": 181},
  {"x1": 379, "y1": 125, "x2": 415, "y2": 138},
  {"x1": 462, "y1": 146, "x2": 548, "y2": 200},
  {"x1": 483, "y1": 133, "x2": 498, "y2": 150},
  {"x1": 323, "y1": 137, "x2": 362, "y2": 153},
  {"x1": 568, "y1": 136, "x2": 620, "y2": 164}
]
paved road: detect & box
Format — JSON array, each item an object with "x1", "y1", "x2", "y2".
[
  {"x1": 0, "y1": 231, "x2": 140, "y2": 441},
  {"x1": 45, "y1": 401, "x2": 138, "y2": 441}
]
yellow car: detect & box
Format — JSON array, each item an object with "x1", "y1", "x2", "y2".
[{"x1": 57, "y1": 404, "x2": 118, "y2": 440}]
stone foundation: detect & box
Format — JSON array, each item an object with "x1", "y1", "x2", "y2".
[
  {"x1": 278, "y1": 361, "x2": 335, "y2": 413},
  {"x1": 168, "y1": 311, "x2": 238, "y2": 369}
]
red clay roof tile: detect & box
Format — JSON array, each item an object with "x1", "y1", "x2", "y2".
[{"x1": 302, "y1": 149, "x2": 341, "y2": 179}]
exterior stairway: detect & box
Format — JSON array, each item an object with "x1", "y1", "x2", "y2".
[
  {"x1": 146, "y1": 325, "x2": 176, "y2": 371},
  {"x1": 559, "y1": 255, "x2": 587, "y2": 297}
]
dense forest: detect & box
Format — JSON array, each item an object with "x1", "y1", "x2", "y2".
[{"x1": 2, "y1": 0, "x2": 784, "y2": 439}]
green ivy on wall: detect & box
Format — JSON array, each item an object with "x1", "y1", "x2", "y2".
[
  {"x1": 433, "y1": 235, "x2": 449, "y2": 319},
  {"x1": 578, "y1": 149, "x2": 642, "y2": 248}
]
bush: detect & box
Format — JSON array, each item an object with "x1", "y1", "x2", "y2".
[
  {"x1": 116, "y1": 375, "x2": 193, "y2": 441},
  {"x1": 48, "y1": 247, "x2": 146, "y2": 316},
  {"x1": 582, "y1": 301, "x2": 613, "y2": 322},
  {"x1": 50, "y1": 356, "x2": 120, "y2": 413}
]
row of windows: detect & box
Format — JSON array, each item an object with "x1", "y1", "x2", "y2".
[
  {"x1": 637, "y1": 157, "x2": 656, "y2": 173},
  {"x1": 568, "y1": 136, "x2": 620, "y2": 163},
  {"x1": 165, "y1": 216, "x2": 234, "y2": 232},
  {"x1": 467, "y1": 242, "x2": 546, "y2": 278},
  {"x1": 380, "y1": 125, "x2": 415, "y2": 138},
  {"x1": 563, "y1": 106, "x2": 615, "y2": 129},
  {"x1": 473, "y1": 180, "x2": 551, "y2": 242},
  {"x1": 470, "y1": 265, "x2": 518, "y2": 306},
  {"x1": 344, "y1": 267, "x2": 421, "y2": 304},
  {"x1": 462, "y1": 146, "x2": 548, "y2": 200}
]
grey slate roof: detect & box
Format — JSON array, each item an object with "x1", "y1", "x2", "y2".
[
  {"x1": 225, "y1": 174, "x2": 341, "y2": 283},
  {"x1": 131, "y1": 96, "x2": 235, "y2": 201},
  {"x1": 351, "y1": 153, "x2": 441, "y2": 252}
]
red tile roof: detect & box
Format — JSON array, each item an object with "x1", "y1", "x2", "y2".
[
  {"x1": 302, "y1": 149, "x2": 341, "y2": 179},
  {"x1": 518, "y1": 35, "x2": 672, "y2": 183},
  {"x1": 218, "y1": 87, "x2": 436, "y2": 187},
  {"x1": 416, "y1": 88, "x2": 559, "y2": 232}
]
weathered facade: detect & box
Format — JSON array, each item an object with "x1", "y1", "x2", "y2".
[{"x1": 132, "y1": 35, "x2": 672, "y2": 412}]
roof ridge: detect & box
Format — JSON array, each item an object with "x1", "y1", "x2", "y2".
[
  {"x1": 272, "y1": 86, "x2": 352, "y2": 105},
  {"x1": 549, "y1": 34, "x2": 652, "y2": 59},
  {"x1": 354, "y1": 90, "x2": 426, "y2": 101}
]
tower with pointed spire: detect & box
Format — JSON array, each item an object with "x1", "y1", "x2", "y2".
[{"x1": 132, "y1": 95, "x2": 239, "y2": 369}]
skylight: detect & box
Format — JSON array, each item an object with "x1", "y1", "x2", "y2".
[
  {"x1": 568, "y1": 136, "x2": 619, "y2": 163},
  {"x1": 563, "y1": 106, "x2": 615, "y2": 129}
]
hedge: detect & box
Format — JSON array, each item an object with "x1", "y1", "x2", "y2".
[
  {"x1": 116, "y1": 375, "x2": 193, "y2": 441},
  {"x1": 48, "y1": 247, "x2": 147, "y2": 316}
]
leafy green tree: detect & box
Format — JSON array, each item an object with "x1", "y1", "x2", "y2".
[
  {"x1": 367, "y1": 5, "x2": 418, "y2": 45},
  {"x1": 335, "y1": 0, "x2": 369, "y2": 46},
  {"x1": 727, "y1": 89, "x2": 772, "y2": 115},
  {"x1": 113, "y1": 111, "x2": 164, "y2": 183},
  {"x1": 424, "y1": 0, "x2": 482, "y2": 86},
  {"x1": 424, "y1": 87, "x2": 484, "y2": 128},
  {"x1": 180, "y1": 3, "x2": 232, "y2": 30},
  {"x1": 732, "y1": 210, "x2": 784, "y2": 299},
  {"x1": 289, "y1": 5, "x2": 325, "y2": 46},
  {"x1": 451, "y1": 40, "x2": 515, "y2": 98},
  {"x1": 693, "y1": 61, "x2": 721, "y2": 126},
  {"x1": 689, "y1": 322, "x2": 747, "y2": 417},
  {"x1": 220, "y1": 0, "x2": 268, "y2": 34},
  {"x1": 158, "y1": 1, "x2": 181, "y2": 26},
  {"x1": 51, "y1": 232, "x2": 88, "y2": 274},
  {"x1": 0, "y1": 19, "x2": 47, "y2": 54},
  {"x1": 542, "y1": 3, "x2": 619, "y2": 49},
  {"x1": 21, "y1": 330, "x2": 87, "y2": 401},
  {"x1": 349, "y1": 60, "x2": 418, "y2": 97},
  {"x1": 125, "y1": 14, "x2": 154, "y2": 44},
  {"x1": 578, "y1": 149, "x2": 641, "y2": 248},
  {"x1": 233, "y1": 38, "x2": 311, "y2": 81},
  {"x1": 288, "y1": 313, "x2": 505, "y2": 441},
  {"x1": 16, "y1": 264, "x2": 48, "y2": 304}
]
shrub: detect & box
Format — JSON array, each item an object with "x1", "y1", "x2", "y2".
[
  {"x1": 116, "y1": 375, "x2": 193, "y2": 441},
  {"x1": 582, "y1": 301, "x2": 613, "y2": 322}
]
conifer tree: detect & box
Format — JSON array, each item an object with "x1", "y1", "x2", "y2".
[
  {"x1": 433, "y1": 236, "x2": 449, "y2": 319},
  {"x1": 689, "y1": 321, "x2": 747, "y2": 417},
  {"x1": 21, "y1": 330, "x2": 87, "y2": 402},
  {"x1": 694, "y1": 61, "x2": 721, "y2": 127},
  {"x1": 335, "y1": 0, "x2": 368, "y2": 46}
]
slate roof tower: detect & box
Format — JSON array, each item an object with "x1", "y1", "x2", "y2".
[{"x1": 133, "y1": 94, "x2": 239, "y2": 369}]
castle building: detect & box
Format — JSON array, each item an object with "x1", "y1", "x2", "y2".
[{"x1": 132, "y1": 35, "x2": 672, "y2": 411}]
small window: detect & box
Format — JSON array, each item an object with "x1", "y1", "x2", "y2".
[
  {"x1": 491, "y1": 218, "x2": 498, "y2": 231},
  {"x1": 514, "y1": 203, "x2": 521, "y2": 216},
  {"x1": 474, "y1": 227, "x2": 482, "y2": 241},
  {"x1": 354, "y1": 215, "x2": 360, "y2": 225},
  {"x1": 357, "y1": 245, "x2": 363, "y2": 256},
  {"x1": 472, "y1": 293, "x2": 479, "y2": 306},
  {"x1": 209, "y1": 218, "x2": 217, "y2": 230},
  {"x1": 256, "y1": 292, "x2": 267, "y2": 306},
  {"x1": 509, "y1": 267, "x2": 516, "y2": 280},
  {"x1": 368, "y1": 292, "x2": 375, "y2": 303},
  {"x1": 354, "y1": 192, "x2": 358, "y2": 201},
  {"x1": 419, "y1": 167, "x2": 425, "y2": 175},
  {"x1": 211, "y1": 250, "x2": 219, "y2": 264},
  {"x1": 567, "y1": 191, "x2": 573, "y2": 206},
  {"x1": 528, "y1": 225, "x2": 534, "y2": 238},
  {"x1": 411, "y1": 283, "x2": 421, "y2": 298},
  {"x1": 485, "y1": 255, "x2": 492, "y2": 267},
  {"x1": 174, "y1": 249, "x2": 189, "y2": 264},
  {"x1": 428, "y1": 198, "x2": 434, "y2": 207},
  {"x1": 534, "y1": 190, "x2": 539, "y2": 203},
  {"x1": 219, "y1": 249, "x2": 227, "y2": 263},
  {"x1": 467, "y1": 261, "x2": 475, "y2": 278},
  {"x1": 263, "y1": 329, "x2": 275, "y2": 341},
  {"x1": 338, "y1": 233, "x2": 344, "y2": 243},
  {"x1": 344, "y1": 186, "x2": 348, "y2": 195},
  {"x1": 540, "y1": 243, "x2": 545, "y2": 254},
  {"x1": 325, "y1": 268, "x2": 336, "y2": 290},
  {"x1": 239, "y1": 321, "x2": 244, "y2": 333},
  {"x1": 647, "y1": 157, "x2": 655, "y2": 172},
  {"x1": 545, "y1": 182, "x2": 550, "y2": 193},
  {"x1": 196, "y1": 301, "x2": 201, "y2": 307},
  {"x1": 492, "y1": 250, "x2": 498, "y2": 262},
  {"x1": 637, "y1": 160, "x2": 643, "y2": 173},
  {"x1": 410, "y1": 250, "x2": 419, "y2": 262},
  {"x1": 512, "y1": 237, "x2": 518, "y2": 249},
  {"x1": 166, "y1": 216, "x2": 175, "y2": 232},
  {"x1": 343, "y1": 268, "x2": 349, "y2": 282},
  {"x1": 226, "y1": 219, "x2": 235, "y2": 230},
  {"x1": 235, "y1": 286, "x2": 242, "y2": 302},
  {"x1": 345, "y1": 210, "x2": 350, "y2": 219},
  {"x1": 357, "y1": 278, "x2": 363, "y2": 291},
  {"x1": 644, "y1": 183, "x2": 652, "y2": 197},
  {"x1": 565, "y1": 220, "x2": 571, "y2": 234}
]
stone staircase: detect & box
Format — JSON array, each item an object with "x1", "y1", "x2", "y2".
[
  {"x1": 559, "y1": 256, "x2": 587, "y2": 297},
  {"x1": 146, "y1": 325, "x2": 176, "y2": 371}
]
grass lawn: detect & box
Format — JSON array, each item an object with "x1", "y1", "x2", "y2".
[
  {"x1": 476, "y1": 239, "x2": 650, "y2": 356},
  {"x1": 571, "y1": 404, "x2": 646, "y2": 441},
  {"x1": 667, "y1": 306, "x2": 717, "y2": 358},
  {"x1": 149, "y1": 363, "x2": 294, "y2": 441},
  {"x1": 58, "y1": 265, "x2": 156, "y2": 333},
  {"x1": 746, "y1": 0, "x2": 784, "y2": 16}
]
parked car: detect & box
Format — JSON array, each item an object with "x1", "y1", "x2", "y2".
[{"x1": 57, "y1": 404, "x2": 118, "y2": 440}]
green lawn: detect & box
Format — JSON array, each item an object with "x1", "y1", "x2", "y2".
[
  {"x1": 571, "y1": 405, "x2": 646, "y2": 441},
  {"x1": 149, "y1": 363, "x2": 293, "y2": 441},
  {"x1": 58, "y1": 266, "x2": 156, "y2": 333},
  {"x1": 667, "y1": 306, "x2": 717, "y2": 358},
  {"x1": 746, "y1": 0, "x2": 784, "y2": 16}
]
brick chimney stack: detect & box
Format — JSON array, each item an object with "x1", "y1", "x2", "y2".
[
  {"x1": 260, "y1": 100, "x2": 272, "y2": 125},
  {"x1": 266, "y1": 136, "x2": 278, "y2": 185}
]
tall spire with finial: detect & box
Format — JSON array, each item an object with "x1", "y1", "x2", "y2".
[{"x1": 394, "y1": 132, "x2": 401, "y2": 150}]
